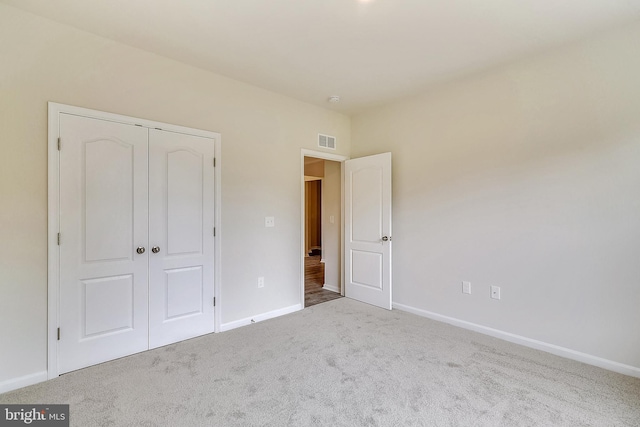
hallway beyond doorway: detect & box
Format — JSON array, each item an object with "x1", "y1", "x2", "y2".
[{"x1": 304, "y1": 256, "x2": 342, "y2": 307}]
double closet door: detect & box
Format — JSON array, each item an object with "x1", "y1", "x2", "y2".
[{"x1": 57, "y1": 113, "x2": 215, "y2": 374}]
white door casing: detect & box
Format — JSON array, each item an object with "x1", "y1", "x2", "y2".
[
  {"x1": 58, "y1": 114, "x2": 150, "y2": 374},
  {"x1": 299, "y1": 149, "x2": 349, "y2": 308},
  {"x1": 344, "y1": 152, "x2": 392, "y2": 309},
  {"x1": 148, "y1": 129, "x2": 215, "y2": 349}
]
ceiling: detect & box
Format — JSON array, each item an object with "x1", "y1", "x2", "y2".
[{"x1": 3, "y1": 0, "x2": 640, "y2": 114}]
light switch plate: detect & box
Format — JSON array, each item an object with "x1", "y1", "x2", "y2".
[{"x1": 462, "y1": 281, "x2": 471, "y2": 294}]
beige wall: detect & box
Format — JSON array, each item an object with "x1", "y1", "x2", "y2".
[
  {"x1": 304, "y1": 158, "x2": 324, "y2": 178},
  {"x1": 0, "y1": 4, "x2": 350, "y2": 386},
  {"x1": 351, "y1": 23, "x2": 640, "y2": 369}
]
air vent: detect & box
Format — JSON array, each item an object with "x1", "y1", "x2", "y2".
[{"x1": 318, "y1": 133, "x2": 336, "y2": 150}]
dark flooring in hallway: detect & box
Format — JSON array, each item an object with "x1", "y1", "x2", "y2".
[{"x1": 304, "y1": 255, "x2": 342, "y2": 307}]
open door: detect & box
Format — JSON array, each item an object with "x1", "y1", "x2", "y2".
[{"x1": 345, "y1": 152, "x2": 392, "y2": 309}]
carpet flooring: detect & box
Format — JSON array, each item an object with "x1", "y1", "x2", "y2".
[{"x1": 2, "y1": 298, "x2": 639, "y2": 426}]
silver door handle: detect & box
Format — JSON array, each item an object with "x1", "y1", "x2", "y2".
[
  {"x1": 151, "y1": 246, "x2": 160, "y2": 254},
  {"x1": 136, "y1": 246, "x2": 146, "y2": 254},
  {"x1": 381, "y1": 236, "x2": 391, "y2": 242}
]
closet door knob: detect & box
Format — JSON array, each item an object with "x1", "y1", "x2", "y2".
[
  {"x1": 136, "y1": 246, "x2": 146, "y2": 254},
  {"x1": 152, "y1": 246, "x2": 160, "y2": 254}
]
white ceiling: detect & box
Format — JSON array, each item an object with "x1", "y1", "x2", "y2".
[{"x1": 3, "y1": 0, "x2": 640, "y2": 114}]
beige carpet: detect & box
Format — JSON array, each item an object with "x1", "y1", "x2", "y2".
[{"x1": 2, "y1": 298, "x2": 639, "y2": 426}]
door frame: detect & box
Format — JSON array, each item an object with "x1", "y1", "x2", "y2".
[
  {"x1": 300, "y1": 149, "x2": 349, "y2": 308},
  {"x1": 47, "y1": 102, "x2": 222, "y2": 379}
]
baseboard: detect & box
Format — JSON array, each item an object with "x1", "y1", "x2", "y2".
[
  {"x1": 220, "y1": 303, "x2": 302, "y2": 332},
  {"x1": 0, "y1": 370, "x2": 48, "y2": 394},
  {"x1": 393, "y1": 302, "x2": 640, "y2": 379},
  {"x1": 322, "y1": 284, "x2": 340, "y2": 293}
]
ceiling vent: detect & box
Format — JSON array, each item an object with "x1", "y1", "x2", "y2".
[{"x1": 318, "y1": 133, "x2": 336, "y2": 150}]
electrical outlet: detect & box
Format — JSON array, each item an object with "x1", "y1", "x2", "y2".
[
  {"x1": 265, "y1": 216, "x2": 275, "y2": 227},
  {"x1": 258, "y1": 277, "x2": 264, "y2": 288},
  {"x1": 462, "y1": 281, "x2": 471, "y2": 294},
  {"x1": 490, "y1": 286, "x2": 501, "y2": 300}
]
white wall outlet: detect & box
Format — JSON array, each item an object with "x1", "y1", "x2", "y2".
[
  {"x1": 258, "y1": 277, "x2": 264, "y2": 288},
  {"x1": 462, "y1": 281, "x2": 471, "y2": 294},
  {"x1": 490, "y1": 286, "x2": 501, "y2": 300},
  {"x1": 329, "y1": 215, "x2": 335, "y2": 224},
  {"x1": 265, "y1": 216, "x2": 275, "y2": 227}
]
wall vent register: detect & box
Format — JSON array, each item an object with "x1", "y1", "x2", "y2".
[{"x1": 318, "y1": 133, "x2": 336, "y2": 150}]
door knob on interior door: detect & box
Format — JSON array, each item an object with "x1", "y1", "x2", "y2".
[
  {"x1": 152, "y1": 246, "x2": 160, "y2": 254},
  {"x1": 381, "y1": 236, "x2": 391, "y2": 242},
  {"x1": 136, "y1": 246, "x2": 146, "y2": 254}
]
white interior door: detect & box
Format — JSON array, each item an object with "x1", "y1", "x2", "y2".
[
  {"x1": 58, "y1": 114, "x2": 149, "y2": 374},
  {"x1": 148, "y1": 129, "x2": 215, "y2": 349},
  {"x1": 345, "y1": 152, "x2": 392, "y2": 309}
]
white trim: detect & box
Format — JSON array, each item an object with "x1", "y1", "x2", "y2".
[
  {"x1": 47, "y1": 102, "x2": 222, "y2": 379},
  {"x1": 213, "y1": 133, "x2": 222, "y2": 333},
  {"x1": 340, "y1": 161, "x2": 345, "y2": 297},
  {"x1": 219, "y1": 304, "x2": 302, "y2": 332},
  {"x1": 0, "y1": 371, "x2": 48, "y2": 394},
  {"x1": 48, "y1": 102, "x2": 216, "y2": 138},
  {"x1": 300, "y1": 149, "x2": 348, "y2": 308},
  {"x1": 301, "y1": 148, "x2": 348, "y2": 163},
  {"x1": 320, "y1": 177, "x2": 325, "y2": 266},
  {"x1": 393, "y1": 302, "x2": 640, "y2": 379},
  {"x1": 322, "y1": 284, "x2": 340, "y2": 293},
  {"x1": 47, "y1": 103, "x2": 60, "y2": 380}
]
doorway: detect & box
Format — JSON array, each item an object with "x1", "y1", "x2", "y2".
[
  {"x1": 299, "y1": 149, "x2": 393, "y2": 311},
  {"x1": 302, "y1": 154, "x2": 344, "y2": 307}
]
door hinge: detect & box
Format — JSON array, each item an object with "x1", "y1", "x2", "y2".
[
  {"x1": 57, "y1": 233, "x2": 61, "y2": 245},
  {"x1": 57, "y1": 138, "x2": 61, "y2": 151},
  {"x1": 213, "y1": 297, "x2": 216, "y2": 307},
  {"x1": 213, "y1": 158, "x2": 216, "y2": 167},
  {"x1": 213, "y1": 227, "x2": 216, "y2": 237},
  {"x1": 57, "y1": 328, "x2": 60, "y2": 341}
]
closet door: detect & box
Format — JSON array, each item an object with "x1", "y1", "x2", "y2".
[
  {"x1": 58, "y1": 114, "x2": 149, "y2": 374},
  {"x1": 148, "y1": 129, "x2": 215, "y2": 349}
]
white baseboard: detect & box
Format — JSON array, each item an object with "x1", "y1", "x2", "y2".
[
  {"x1": 0, "y1": 370, "x2": 48, "y2": 394},
  {"x1": 322, "y1": 284, "x2": 340, "y2": 293},
  {"x1": 220, "y1": 303, "x2": 302, "y2": 332},
  {"x1": 393, "y1": 302, "x2": 640, "y2": 379}
]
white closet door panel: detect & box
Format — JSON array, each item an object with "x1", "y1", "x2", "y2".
[
  {"x1": 148, "y1": 129, "x2": 215, "y2": 349},
  {"x1": 167, "y1": 150, "x2": 203, "y2": 255},
  {"x1": 58, "y1": 114, "x2": 149, "y2": 374},
  {"x1": 84, "y1": 139, "x2": 134, "y2": 261},
  {"x1": 165, "y1": 266, "x2": 203, "y2": 318}
]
